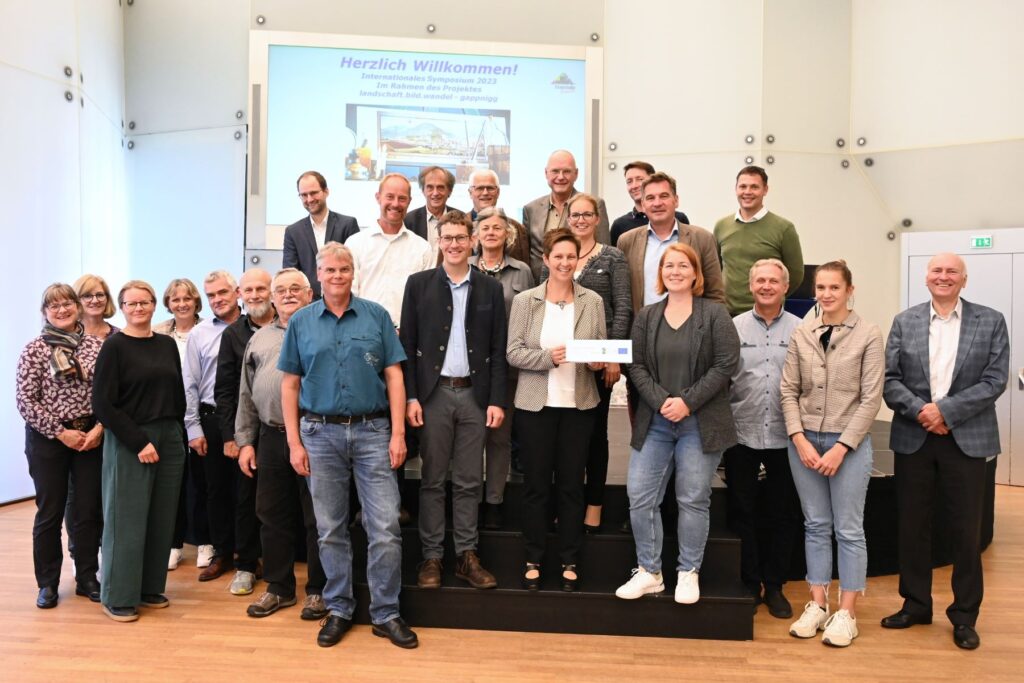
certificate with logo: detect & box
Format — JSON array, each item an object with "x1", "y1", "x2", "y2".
[{"x1": 565, "y1": 339, "x2": 633, "y2": 364}]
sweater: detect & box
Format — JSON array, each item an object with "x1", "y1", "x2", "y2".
[{"x1": 713, "y1": 211, "x2": 804, "y2": 315}]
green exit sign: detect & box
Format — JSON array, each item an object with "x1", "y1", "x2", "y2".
[{"x1": 971, "y1": 235, "x2": 992, "y2": 249}]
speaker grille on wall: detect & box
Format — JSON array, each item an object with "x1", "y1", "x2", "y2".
[
  {"x1": 590, "y1": 98, "x2": 600, "y2": 194},
  {"x1": 250, "y1": 84, "x2": 261, "y2": 195}
]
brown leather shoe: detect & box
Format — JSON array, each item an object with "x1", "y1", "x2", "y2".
[
  {"x1": 455, "y1": 551, "x2": 497, "y2": 589},
  {"x1": 198, "y1": 555, "x2": 233, "y2": 582},
  {"x1": 417, "y1": 558, "x2": 442, "y2": 589}
]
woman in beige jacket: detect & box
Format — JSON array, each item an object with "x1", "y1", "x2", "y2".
[{"x1": 780, "y1": 260, "x2": 883, "y2": 648}]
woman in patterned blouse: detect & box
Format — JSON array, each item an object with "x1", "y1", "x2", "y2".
[{"x1": 16, "y1": 283, "x2": 105, "y2": 609}]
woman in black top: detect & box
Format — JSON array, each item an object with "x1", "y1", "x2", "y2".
[{"x1": 92, "y1": 280, "x2": 187, "y2": 622}]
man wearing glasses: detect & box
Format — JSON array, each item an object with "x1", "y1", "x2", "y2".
[
  {"x1": 399, "y1": 211, "x2": 507, "y2": 591},
  {"x1": 283, "y1": 171, "x2": 359, "y2": 300},
  {"x1": 467, "y1": 169, "x2": 530, "y2": 265}
]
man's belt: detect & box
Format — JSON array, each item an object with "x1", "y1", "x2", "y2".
[
  {"x1": 62, "y1": 416, "x2": 97, "y2": 432},
  {"x1": 302, "y1": 410, "x2": 389, "y2": 425},
  {"x1": 438, "y1": 375, "x2": 472, "y2": 388}
]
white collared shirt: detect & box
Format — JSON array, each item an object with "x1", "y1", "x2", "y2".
[
  {"x1": 347, "y1": 224, "x2": 435, "y2": 326},
  {"x1": 310, "y1": 213, "x2": 328, "y2": 249},
  {"x1": 425, "y1": 211, "x2": 442, "y2": 253},
  {"x1": 928, "y1": 298, "x2": 963, "y2": 401},
  {"x1": 735, "y1": 206, "x2": 769, "y2": 223}
]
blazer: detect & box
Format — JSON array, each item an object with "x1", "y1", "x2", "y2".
[
  {"x1": 404, "y1": 204, "x2": 459, "y2": 241},
  {"x1": 521, "y1": 190, "x2": 610, "y2": 279},
  {"x1": 506, "y1": 281, "x2": 606, "y2": 412},
  {"x1": 883, "y1": 299, "x2": 1009, "y2": 458},
  {"x1": 399, "y1": 267, "x2": 508, "y2": 410},
  {"x1": 627, "y1": 297, "x2": 740, "y2": 453},
  {"x1": 617, "y1": 222, "x2": 725, "y2": 312},
  {"x1": 282, "y1": 210, "x2": 359, "y2": 299},
  {"x1": 780, "y1": 311, "x2": 884, "y2": 449}
]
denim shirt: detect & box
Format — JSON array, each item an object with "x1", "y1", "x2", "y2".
[{"x1": 729, "y1": 308, "x2": 800, "y2": 449}]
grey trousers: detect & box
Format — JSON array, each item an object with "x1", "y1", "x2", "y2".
[
  {"x1": 483, "y1": 377, "x2": 517, "y2": 504},
  {"x1": 418, "y1": 385, "x2": 486, "y2": 558}
]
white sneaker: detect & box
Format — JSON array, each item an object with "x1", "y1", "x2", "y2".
[
  {"x1": 615, "y1": 567, "x2": 665, "y2": 599},
  {"x1": 822, "y1": 609, "x2": 858, "y2": 647},
  {"x1": 229, "y1": 570, "x2": 257, "y2": 596},
  {"x1": 674, "y1": 569, "x2": 700, "y2": 604},
  {"x1": 790, "y1": 601, "x2": 830, "y2": 638},
  {"x1": 196, "y1": 544, "x2": 215, "y2": 568},
  {"x1": 168, "y1": 547, "x2": 184, "y2": 571}
]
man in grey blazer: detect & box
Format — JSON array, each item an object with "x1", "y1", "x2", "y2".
[
  {"x1": 282, "y1": 171, "x2": 359, "y2": 299},
  {"x1": 881, "y1": 252, "x2": 1009, "y2": 650},
  {"x1": 521, "y1": 150, "x2": 609, "y2": 279}
]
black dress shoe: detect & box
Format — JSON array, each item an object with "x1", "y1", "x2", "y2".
[
  {"x1": 583, "y1": 523, "x2": 600, "y2": 535},
  {"x1": 372, "y1": 617, "x2": 419, "y2": 649},
  {"x1": 317, "y1": 615, "x2": 353, "y2": 648},
  {"x1": 36, "y1": 586, "x2": 58, "y2": 609},
  {"x1": 880, "y1": 610, "x2": 932, "y2": 629},
  {"x1": 763, "y1": 588, "x2": 793, "y2": 619},
  {"x1": 75, "y1": 578, "x2": 101, "y2": 603},
  {"x1": 953, "y1": 624, "x2": 980, "y2": 650},
  {"x1": 561, "y1": 564, "x2": 579, "y2": 593}
]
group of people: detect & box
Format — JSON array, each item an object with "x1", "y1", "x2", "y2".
[{"x1": 17, "y1": 152, "x2": 1008, "y2": 654}]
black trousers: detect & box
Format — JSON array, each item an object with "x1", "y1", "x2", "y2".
[
  {"x1": 584, "y1": 378, "x2": 613, "y2": 507},
  {"x1": 895, "y1": 433, "x2": 987, "y2": 627},
  {"x1": 25, "y1": 426, "x2": 102, "y2": 587},
  {"x1": 200, "y1": 411, "x2": 260, "y2": 569},
  {"x1": 172, "y1": 438, "x2": 211, "y2": 549},
  {"x1": 256, "y1": 424, "x2": 325, "y2": 598},
  {"x1": 723, "y1": 444, "x2": 801, "y2": 592},
  {"x1": 518, "y1": 407, "x2": 595, "y2": 565}
]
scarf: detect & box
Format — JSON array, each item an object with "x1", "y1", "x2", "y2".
[{"x1": 41, "y1": 322, "x2": 85, "y2": 381}]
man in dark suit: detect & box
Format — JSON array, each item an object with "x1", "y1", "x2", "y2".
[
  {"x1": 403, "y1": 166, "x2": 458, "y2": 259},
  {"x1": 399, "y1": 211, "x2": 507, "y2": 591},
  {"x1": 881, "y1": 252, "x2": 1009, "y2": 650},
  {"x1": 282, "y1": 171, "x2": 359, "y2": 299}
]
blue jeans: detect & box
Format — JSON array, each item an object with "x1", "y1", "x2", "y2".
[
  {"x1": 787, "y1": 431, "x2": 872, "y2": 593},
  {"x1": 301, "y1": 416, "x2": 402, "y2": 624},
  {"x1": 627, "y1": 414, "x2": 722, "y2": 574}
]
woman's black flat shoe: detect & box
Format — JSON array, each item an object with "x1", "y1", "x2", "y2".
[
  {"x1": 583, "y1": 523, "x2": 600, "y2": 535},
  {"x1": 522, "y1": 563, "x2": 541, "y2": 591},
  {"x1": 561, "y1": 564, "x2": 579, "y2": 592}
]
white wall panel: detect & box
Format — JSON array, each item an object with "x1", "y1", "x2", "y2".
[
  {"x1": 126, "y1": 126, "x2": 247, "y2": 303},
  {"x1": 0, "y1": 0, "x2": 77, "y2": 79},
  {"x1": 251, "y1": 0, "x2": 602, "y2": 45},
  {"x1": 79, "y1": 99, "x2": 129, "y2": 288},
  {"x1": 762, "y1": 0, "x2": 851, "y2": 154},
  {"x1": 124, "y1": 0, "x2": 249, "y2": 134},
  {"x1": 604, "y1": 0, "x2": 764, "y2": 157},
  {"x1": 851, "y1": 0, "x2": 1023, "y2": 150},
  {"x1": 77, "y1": 0, "x2": 126, "y2": 128}
]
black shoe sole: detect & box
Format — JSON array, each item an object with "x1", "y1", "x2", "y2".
[
  {"x1": 371, "y1": 625, "x2": 419, "y2": 649},
  {"x1": 881, "y1": 616, "x2": 932, "y2": 629}
]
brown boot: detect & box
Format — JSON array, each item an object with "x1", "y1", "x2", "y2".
[
  {"x1": 455, "y1": 551, "x2": 497, "y2": 589},
  {"x1": 417, "y1": 558, "x2": 442, "y2": 589},
  {"x1": 198, "y1": 555, "x2": 234, "y2": 582}
]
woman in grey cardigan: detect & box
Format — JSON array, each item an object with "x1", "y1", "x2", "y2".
[
  {"x1": 543, "y1": 193, "x2": 632, "y2": 532},
  {"x1": 615, "y1": 243, "x2": 739, "y2": 606}
]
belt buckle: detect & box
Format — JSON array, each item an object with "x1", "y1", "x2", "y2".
[
  {"x1": 339, "y1": 415, "x2": 355, "y2": 425},
  {"x1": 71, "y1": 417, "x2": 88, "y2": 431}
]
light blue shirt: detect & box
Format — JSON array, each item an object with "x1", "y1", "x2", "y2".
[
  {"x1": 183, "y1": 316, "x2": 231, "y2": 440},
  {"x1": 643, "y1": 222, "x2": 679, "y2": 306},
  {"x1": 729, "y1": 307, "x2": 801, "y2": 449},
  {"x1": 440, "y1": 272, "x2": 471, "y2": 378}
]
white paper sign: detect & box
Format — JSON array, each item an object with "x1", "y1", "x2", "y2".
[{"x1": 565, "y1": 339, "x2": 633, "y2": 364}]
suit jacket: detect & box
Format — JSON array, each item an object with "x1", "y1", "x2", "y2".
[
  {"x1": 521, "y1": 190, "x2": 610, "y2": 280},
  {"x1": 399, "y1": 267, "x2": 507, "y2": 410},
  {"x1": 617, "y1": 222, "x2": 725, "y2": 312},
  {"x1": 884, "y1": 298, "x2": 1009, "y2": 458},
  {"x1": 506, "y1": 280, "x2": 606, "y2": 412},
  {"x1": 627, "y1": 296, "x2": 739, "y2": 453},
  {"x1": 282, "y1": 211, "x2": 359, "y2": 299},
  {"x1": 404, "y1": 205, "x2": 459, "y2": 241}
]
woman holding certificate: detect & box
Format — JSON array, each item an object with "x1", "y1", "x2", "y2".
[
  {"x1": 616, "y1": 243, "x2": 739, "y2": 605},
  {"x1": 506, "y1": 227, "x2": 606, "y2": 592}
]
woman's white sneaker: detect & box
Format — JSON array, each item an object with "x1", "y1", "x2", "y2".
[
  {"x1": 615, "y1": 568, "x2": 664, "y2": 599},
  {"x1": 822, "y1": 609, "x2": 858, "y2": 647},
  {"x1": 674, "y1": 570, "x2": 700, "y2": 604},
  {"x1": 790, "y1": 601, "x2": 829, "y2": 638}
]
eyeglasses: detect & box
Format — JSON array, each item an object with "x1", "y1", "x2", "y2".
[
  {"x1": 46, "y1": 301, "x2": 76, "y2": 313},
  {"x1": 471, "y1": 185, "x2": 497, "y2": 193},
  {"x1": 122, "y1": 300, "x2": 154, "y2": 310},
  {"x1": 80, "y1": 292, "x2": 107, "y2": 302},
  {"x1": 569, "y1": 211, "x2": 597, "y2": 221},
  {"x1": 274, "y1": 285, "x2": 307, "y2": 296},
  {"x1": 439, "y1": 234, "x2": 471, "y2": 245}
]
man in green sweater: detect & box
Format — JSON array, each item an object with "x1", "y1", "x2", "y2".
[{"x1": 714, "y1": 166, "x2": 804, "y2": 315}]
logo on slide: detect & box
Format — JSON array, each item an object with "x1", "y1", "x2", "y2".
[{"x1": 551, "y1": 73, "x2": 576, "y2": 93}]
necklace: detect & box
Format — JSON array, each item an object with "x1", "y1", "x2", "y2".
[
  {"x1": 579, "y1": 241, "x2": 597, "y2": 261},
  {"x1": 478, "y1": 254, "x2": 504, "y2": 275}
]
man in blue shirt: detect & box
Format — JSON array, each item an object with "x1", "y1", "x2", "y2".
[
  {"x1": 725, "y1": 258, "x2": 802, "y2": 618},
  {"x1": 400, "y1": 212, "x2": 507, "y2": 592},
  {"x1": 278, "y1": 241, "x2": 418, "y2": 650}
]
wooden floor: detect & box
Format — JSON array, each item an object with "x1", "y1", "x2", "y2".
[{"x1": 2, "y1": 487, "x2": 1022, "y2": 682}]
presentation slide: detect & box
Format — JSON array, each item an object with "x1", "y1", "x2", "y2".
[{"x1": 264, "y1": 44, "x2": 587, "y2": 227}]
